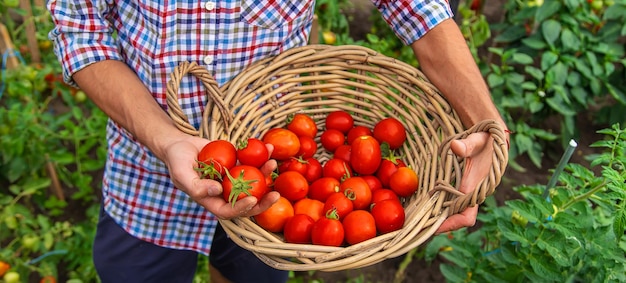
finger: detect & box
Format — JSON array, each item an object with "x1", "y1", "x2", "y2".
[
  {"x1": 243, "y1": 191, "x2": 281, "y2": 216},
  {"x1": 435, "y1": 205, "x2": 478, "y2": 234},
  {"x1": 208, "y1": 195, "x2": 259, "y2": 220},
  {"x1": 450, "y1": 132, "x2": 490, "y2": 158},
  {"x1": 259, "y1": 159, "x2": 277, "y2": 176}
]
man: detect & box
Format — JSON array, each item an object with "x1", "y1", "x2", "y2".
[{"x1": 48, "y1": 0, "x2": 508, "y2": 282}]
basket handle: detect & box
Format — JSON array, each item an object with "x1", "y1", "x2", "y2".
[
  {"x1": 434, "y1": 119, "x2": 509, "y2": 215},
  {"x1": 165, "y1": 61, "x2": 231, "y2": 138}
]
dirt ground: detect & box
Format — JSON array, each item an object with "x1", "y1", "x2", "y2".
[{"x1": 295, "y1": 1, "x2": 609, "y2": 282}]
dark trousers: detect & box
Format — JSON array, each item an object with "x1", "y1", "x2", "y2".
[{"x1": 93, "y1": 206, "x2": 288, "y2": 283}]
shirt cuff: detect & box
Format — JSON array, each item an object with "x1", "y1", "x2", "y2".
[{"x1": 374, "y1": 0, "x2": 453, "y2": 45}]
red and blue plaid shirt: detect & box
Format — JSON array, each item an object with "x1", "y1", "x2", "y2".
[{"x1": 48, "y1": 0, "x2": 452, "y2": 254}]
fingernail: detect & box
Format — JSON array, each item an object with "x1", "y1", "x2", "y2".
[{"x1": 207, "y1": 184, "x2": 220, "y2": 196}]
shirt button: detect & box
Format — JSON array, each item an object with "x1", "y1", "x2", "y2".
[
  {"x1": 203, "y1": 55, "x2": 214, "y2": 65},
  {"x1": 205, "y1": 1, "x2": 216, "y2": 11}
]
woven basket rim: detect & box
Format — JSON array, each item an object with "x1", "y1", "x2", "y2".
[{"x1": 166, "y1": 44, "x2": 509, "y2": 271}]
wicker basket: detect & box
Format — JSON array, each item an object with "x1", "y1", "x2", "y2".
[{"x1": 166, "y1": 44, "x2": 508, "y2": 271}]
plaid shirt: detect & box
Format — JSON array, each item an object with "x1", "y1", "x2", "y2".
[{"x1": 48, "y1": 0, "x2": 452, "y2": 254}]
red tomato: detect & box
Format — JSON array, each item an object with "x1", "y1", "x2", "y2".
[
  {"x1": 197, "y1": 140, "x2": 237, "y2": 180},
  {"x1": 371, "y1": 199, "x2": 405, "y2": 234},
  {"x1": 371, "y1": 189, "x2": 400, "y2": 205},
  {"x1": 347, "y1": 125, "x2": 372, "y2": 144},
  {"x1": 296, "y1": 136, "x2": 317, "y2": 159},
  {"x1": 320, "y1": 129, "x2": 345, "y2": 152},
  {"x1": 236, "y1": 138, "x2": 269, "y2": 168},
  {"x1": 339, "y1": 177, "x2": 372, "y2": 210},
  {"x1": 350, "y1": 136, "x2": 382, "y2": 175},
  {"x1": 308, "y1": 177, "x2": 340, "y2": 202},
  {"x1": 376, "y1": 159, "x2": 406, "y2": 187},
  {"x1": 361, "y1": 175, "x2": 383, "y2": 192},
  {"x1": 262, "y1": 128, "x2": 300, "y2": 161},
  {"x1": 287, "y1": 113, "x2": 318, "y2": 138},
  {"x1": 342, "y1": 210, "x2": 377, "y2": 245},
  {"x1": 373, "y1": 118, "x2": 407, "y2": 150},
  {"x1": 284, "y1": 214, "x2": 315, "y2": 244},
  {"x1": 40, "y1": 276, "x2": 57, "y2": 283},
  {"x1": 222, "y1": 165, "x2": 268, "y2": 206},
  {"x1": 323, "y1": 191, "x2": 354, "y2": 220},
  {"x1": 311, "y1": 210, "x2": 345, "y2": 246},
  {"x1": 322, "y1": 158, "x2": 352, "y2": 181},
  {"x1": 273, "y1": 171, "x2": 309, "y2": 202},
  {"x1": 325, "y1": 110, "x2": 354, "y2": 134},
  {"x1": 303, "y1": 157, "x2": 323, "y2": 183},
  {"x1": 389, "y1": 167, "x2": 419, "y2": 197},
  {"x1": 333, "y1": 144, "x2": 351, "y2": 162},
  {"x1": 293, "y1": 198, "x2": 325, "y2": 222},
  {"x1": 284, "y1": 157, "x2": 308, "y2": 175},
  {"x1": 254, "y1": 196, "x2": 294, "y2": 233}
]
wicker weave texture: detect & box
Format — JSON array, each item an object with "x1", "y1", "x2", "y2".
[{"x1": 166, "y1": 45, "x2": 508, "y2": 271}]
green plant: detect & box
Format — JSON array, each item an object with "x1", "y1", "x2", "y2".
[
  {"x1": 425, "y1": 123, "x2": 626, "y2": 282},
  {"x1": 485, "y1": 0, "x2": 626, "y2": 169}
]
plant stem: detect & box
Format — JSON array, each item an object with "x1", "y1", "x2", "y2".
[{"x1": 561, "y1": 180, "x2": 608, "y2": 211}]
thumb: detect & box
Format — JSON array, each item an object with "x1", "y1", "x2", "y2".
[{"x1": 450, "y1": 132, "x2": 489, "y2": 158}]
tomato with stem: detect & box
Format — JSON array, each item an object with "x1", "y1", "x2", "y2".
[
  {"x1": 222, "y1": 165, "x2": 268, "y2": 207},
  {"x1": 339, "y1": 177, "x2": 372, "y2": 210},
  {"x1": 236, "y1": 138, "x2": 269, "y2": 168},
  {"x1": 287, "y1": 113, "x2": 318, "y2": 138},
  {"x1": 197, "y1": 140, "x2": 237, "y2": 180},
  {"x1": 311, "y1": 209, "x2": 345, "y2": 246},
  {"x1": 323, "y1": 191, "x2": 354, "y2": 220}
]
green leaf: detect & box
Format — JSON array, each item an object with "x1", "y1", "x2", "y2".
[
  {"x1": 511, "y1": 53, "x2": 534, "y2": 65},
  {"x1": 570, "y1": 87, "x2": 588, "y2": 105},
  {"x1": 439, "y1": 264, "x2": 468, "y2": 282},
  {"x1": 603, "y1": 4, "x2": 626, "y2": 20},
  {"x1": 566, "y1": 71, "x2": 580, "y2": 87},
  {"x1": 525, "y1": 66, "x2": 545, "y2": 80},
  {"x1": 546, "y1": 96, "x2": 577, "y2": 116},
  {"x1": 542, "y1": 20, "x2": 562, "y2": 47},
  {"x1": 529, "y1": 258, "x2": 562, "y2": 279},
  {"x1": 522, "y1": 37, "x2": 547, "y2": 50},
  {"x1": 537, "y1": 238, "x2": 571, "y2": 267},
  {"x1": 541, "y1": 52, "x2": 559, "y2": 71},
  {"x1": 495, "y1": 25, "x2": 527, "y2": 43},
  {"x1": 606, "y1": 83, "x2": 626, "y2": 104},
  {"x1": 586, "y1": 52, "x2": 603, "y2": 76},
  {"x1": 536, "y1": 1, "x2": 562, "y2": 23},
  {"x1": 574, "y1": 59, "x2": 593, "y2": 79},
  {"x1": 560, "y1": 28, "x2": 581, "y2": 51},
  {"x1": 548, "y1": 62, "x2": 568, "y2": 86},
  {"x1": 488, "y1": 73, "x2": 505, "y2": 87}
]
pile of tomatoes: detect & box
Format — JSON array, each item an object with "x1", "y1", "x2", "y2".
[{"x1": 197, "y1": 110, "x2": 419, "y2": 247}]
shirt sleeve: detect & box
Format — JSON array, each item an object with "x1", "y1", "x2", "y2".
[
  {"x1": 371, "y1": 0, "x2": 453, "y2": 45},
  {"x1": 47, "y1": 0, "x2": 122, "y2": 85}
]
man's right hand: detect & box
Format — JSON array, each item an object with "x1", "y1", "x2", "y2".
[{"x1": 163, "y1": 136, "x2": 280, "y2": 219}]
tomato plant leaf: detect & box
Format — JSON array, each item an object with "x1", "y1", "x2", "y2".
[
  {"x1": 535, "y1": 0, "x2": 561, "y2": 23},
  {"x1": 613, "y1": 208, "x2": 626, "y2": 242},
  {"x1": 541, "y1": 20, "x2": 561, "y2": 47}
]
